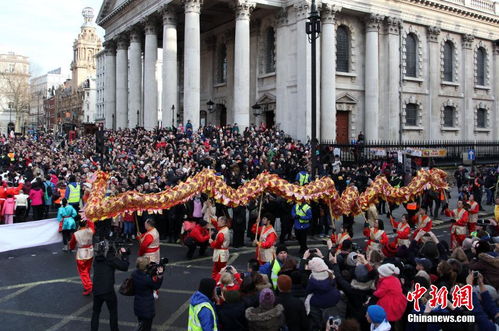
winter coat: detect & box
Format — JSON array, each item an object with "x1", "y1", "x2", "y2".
[
  {"x1": 2, "y1": 197, "x2": 15, "y2": 215},
  {"x1": 245, "y1": 304, "x2": 285, "y2": 331},
  {"x1": 132, "y1": 269, "x2": 163, "y2": 319},
  {"x1": 306, "y1": 276, "x2": 340, "y2": 308},
  {"x1": 217, "y1": 301, "x2": 248, "y2": 331},
  {"x1": 57, "y1": 205, "x2": 77, "y2": 230},
  {"x1": 370, "y1": 320, "x2": 391, "y2": 331},
  {"x1": 277, "y1": 292, "x2": 309, "y2": 331},
  {"x1": 373, "y1": 276, "x2": 407, "y2": 321},
  {"x1": 29, "y1": 188, "x2": 43, "y2": 206},
  {"x1": 468, "y1": 253, "x2": 499, "y2": 289},
  {"x1": 190, "y1": 291, "x2": 217, "y2": 331},
  {"x1": 92, "y1": 253, "x2": 129, "y2": 296}
]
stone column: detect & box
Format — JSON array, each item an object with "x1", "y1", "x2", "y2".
[
  {"x1": 143, "y1": 18, "x2": 158, "y2": 130},
  {"x1": 104, "y1": 41, "x2": 116, "y2": 129},
  {"x1": 275, "y1": 9, "x2": 290, "y2": 135},
  {"x1": 161, "y1": 6, "x2": 178, "y2": 128},
  {"x1": 462, "y1": 34, "x2": 474, "y2": 140},
  {"x1": 128, "y1": 27, "x2": 142, "y2": 128},
  {"x1": 320, "y1": 4, "x2": 340, "y2": 142},
  {"x1": 494, "y1": 43, "x2": 499, "y2": 140},
  {"x1": 233, "y1": 0, "x2": 255, "y2": 130},
  {"x1": 183, "y1": 0, "x2": 202, "y2": 129},
  {"x1": 427, "y1": 26, "x2": 441, "y2": 139},
  {"x1": 386, "y1": 17, "x2": 402, "y2": 141},
  {"x1": 364, "y1": 14, "x2": 383, "y2": 141},
  {"x1": 116, "y1": 36, "x2": 129, "y2": 130}
]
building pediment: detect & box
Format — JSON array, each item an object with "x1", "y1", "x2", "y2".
[
  {"x1": 256, "y1": 93, "x2": 276, "y2": 105},
  {"x1": 336, "y1": 93, "x2": 358, "y2": 104}
]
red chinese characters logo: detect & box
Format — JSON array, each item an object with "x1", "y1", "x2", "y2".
[{"x1": 406, "y1": 284, "x2": 474, "y2": 311}]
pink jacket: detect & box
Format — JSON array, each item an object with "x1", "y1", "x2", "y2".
[
  {"x1": 29, "y1": 188, "x2": 44, "y2": 206},
  {"x1": 2, "y1": 197, "x2": 15, "y2": 215},
  {"x1": 374, "y1": 275, "x2": 407, "y2": 321}
]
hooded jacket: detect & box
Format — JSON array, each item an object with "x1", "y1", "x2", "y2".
[
  {"x1": 469, "y1": 253, "x2": 499, "y2": 289},
  {"x1": 190, "y1": 291, "x2": 217, "y2": 331},
  {"x1": 245, "y1": 304, "x2": 285, "y2": 331},
  {"x1": 374, "y1": 276, "x2": 407, "y2": 321},
  {"x1": 306, "y1": 276, "x2": 340, "y2": 308},
  {"x1": 371, "y1": 320, "x2": 392, "y2": 331}
]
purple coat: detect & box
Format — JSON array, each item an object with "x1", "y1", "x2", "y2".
[{"x1": 306, "y1": 276, "x2": 340, "y2": 308}]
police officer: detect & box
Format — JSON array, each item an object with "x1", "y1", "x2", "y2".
[
  {"x1": 291, "y1": 202, "x2": 312, "y2": 254},
  {"x1": 65, "y1": 175, "x2": 81, "y2": 213}
]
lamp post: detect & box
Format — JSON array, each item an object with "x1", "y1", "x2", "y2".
[
  {"x1": 306, "y1": 0, "x2": 321, "y2": 179},
  {"x1": 136, "y1": 110, "x2": 139, "y2": 128},
  {"x1": 207, "y1": 100, "x2": 215, "y2": 113},
  {"x1": 171, "y1": 105, "x2": 175, "y2": 128}
]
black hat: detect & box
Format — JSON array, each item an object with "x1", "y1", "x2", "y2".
[
  {"x1": 276, "y1": 245, "x2": 288, "y2": 254},
  {"x1": 342, "y1": 239, "x2": 352, "y2": 251},
  {"x1": 198, "y1": 278, "x2": 216, "y2": 298}
]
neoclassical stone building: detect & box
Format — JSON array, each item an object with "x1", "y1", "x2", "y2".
[{"x1": 96, "y1": 0, "x2": 499, "y2": 142}]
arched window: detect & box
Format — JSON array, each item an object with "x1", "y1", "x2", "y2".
[
  {"x1": 476, "y1": 47, "x2": 486, "y2": 86},
  {"x1": 405, "y1": 103, "x2": 418, "y2": 126},
  {"x1": 405, "y1": 33, "x2": 418, "y2": 77},
  {"x1": 477, "y1": 108, "x2": 486, "y2": 128},
  {"x1": 443, "y1": 106, "x2": 454, "y2": 127},
  {"x1": 336, "y1": 25, "x2": 350, "y2": 72},
  {"x1": 217, "y1": 44, "x2": 227, "y2": 83},
  {"x1": 265, "y1": 27, "x2": 275, "y2": 73},
  {"x1": 443, "y1": 41, "x2": 454, "y2": 82}
]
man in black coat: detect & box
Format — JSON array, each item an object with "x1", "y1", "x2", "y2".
[
  {"x1": 276, "y1": 274, "x2": 309, "y2": 331},
  {"x1": 91, "y1": 241, "x2": 130, "y2": 331}
]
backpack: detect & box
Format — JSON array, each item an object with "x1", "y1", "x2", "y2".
[{"x1": 119, "y1": 277, "x2": 134, "y2": 296}]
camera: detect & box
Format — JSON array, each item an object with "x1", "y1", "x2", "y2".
[
  {"x1": 352, "y1": 242, "x2": 360, "y2": 252},
  {"x1": 309, "y1": 248, "x2": 317, "y2": 254},
  {"x1": 146, "y1": 257, "x2": 169, "y2": 276},
  {"x1": 225, "y1": 265, "x2": 234, "y2": 273},
  {"x1": 328, "y1": 316, "x2": 341, "y2": 328},
  {"x1": 473, "y1": 271, "x2": 479, "y2": 284}
]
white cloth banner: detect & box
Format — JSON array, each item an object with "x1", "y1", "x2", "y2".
[{"x1": 0, "y1": 218, "x2": 61, "y2": 253}]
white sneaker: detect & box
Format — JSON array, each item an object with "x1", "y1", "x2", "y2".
[{"x1": 153, "y1": 290, "x2": 159, "y2": 300}]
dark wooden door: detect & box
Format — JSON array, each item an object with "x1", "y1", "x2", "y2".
[
  {"x1": 265, "y1": 111, "x2": 275, "y2": 129},
  {"x1": 336, "y1": 111, "x2": 349, "y2": 144},
  {"x1": 219, "y1": 105, "x2": 227, "y2": 127}
]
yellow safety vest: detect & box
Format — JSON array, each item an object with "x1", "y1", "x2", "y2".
[
  {"x1": 299, "y1": 173, "x2": 310, "y2": 186},
  {"x1": 68, "y1": 184, "x2": 81, "y2": 204},
  {"x1": 295, "y1": 204, "x2": 311, "y2": 223},
  {"x1": 270, "y1": 259, "x2": 281, "y2": 290},
  {"x1": 188, "y1": 301, "x2": 218, "y2": 331}
]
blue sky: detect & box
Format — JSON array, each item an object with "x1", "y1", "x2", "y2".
[{"x1": 0, "y1": 0, "x2": 105, "y2": 77}]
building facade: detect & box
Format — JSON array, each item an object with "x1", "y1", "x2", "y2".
[
  {"x1": 0, "y1": 52, "x2": 30, "y2": 135},
  {"x1": 95, "y1": 49, "x2": 106, "y2": 124},
  {"x1": 97, "y1": 0, "x2": 499, "y2": 142}
]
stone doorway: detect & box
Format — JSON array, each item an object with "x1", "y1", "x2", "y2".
[{"x1": 336, "y1": 111, "x2": 349, "y2": 144}]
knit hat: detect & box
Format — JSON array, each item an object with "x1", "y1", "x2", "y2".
[
  {"x1": 462, "y1": 238, "x2": 474, "y2": 250},
  {"x1": 367, "y1": 305, "x2": 386, "y2": 323},
  {"x1": 354, "y1": 264, "x2": 370, "y2": 282},
  {"x1": 198, "y1": 278, "x2": 216, "y2": 299},
  {"x1": 346, "y1": 252, "x2": 359, "y2": 267},
  {"x1": 259, "y1": 288, "x2": 275, "y2": 309},
  {"x1": 276, "y1": 244, "x2": 288, "y2": 254},
  {"x1": 420, "y1": 241, "x2": 439, "y2": 259},
  {"x1": 415, "y1": 270, "x2": 431, "y2": 283},
  {"x1": 415, "y1": 258, "x2": 433, "y2": 271},
  {"x1": 223, "y1": 290, "x2": 241, "y2": 303},
  {"x1": 342, "y1": 239, "x2": 353, "y2": 251},
  {"x1": 475, "y1": 240, "x2": 491, "y2": 255},
  {"x1": 308, "y1": 257, "x2": 333, "y2": 280},
  {"x1": 277, "y1": 275, "x2": 292, "y2": 292},
  {"x1": 377, "y1": 263, "x2": 400, "y2": 278}
]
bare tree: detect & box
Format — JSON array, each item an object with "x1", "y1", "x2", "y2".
[{"x1": 0, "y1": 63, "x2": 31, "y2": 127}]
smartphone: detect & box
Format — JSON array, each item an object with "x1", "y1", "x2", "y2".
[
  {"x1": 309, "y1": 248, "x2": 317, "y2": 254},
  {"x1": 216, "y1": 287, "x2": 222, "y2": 297}
]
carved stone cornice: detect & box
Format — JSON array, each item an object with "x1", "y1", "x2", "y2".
[
  {"x1": 385, "y1": 17, "x2": 402, "y2": 35},
  {"x1": 462, "y1": 34, "x2": 474, "y2": 49},
  {"x1": 161, "y1": 5, "x2": 177, "y2": 26},
  {"x1": 183, "y1": 0, "x2": 202, "y2": 14},
  {"x1": 103, "y1": 40, "x2": 116, "y2": 55},
  {"x1": 427, "y1": 26, "x2": 441, "y2": 43},
  {"x1": 365, "y1": 14, "x2": 384, "y2": 32},
  {"x1": 275, "y1": 7, "x2": 288, "y2": 27},
  {"x1": 321, "y1": 3, "x2": 341, "y2": 24},
  {"x1": 234, "y1": 0, "x2": 255, "y2": 20},
  {"x1": 294, "y1": 1, "x2": 312, "y2": 20}
]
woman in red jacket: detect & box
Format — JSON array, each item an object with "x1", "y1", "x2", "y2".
[
  {"x1": 185, "y1": 220, "x2": 210, "y2": 259},
  {"x1": 374, "y1": 263, "x2": 407, "y2": 323}
]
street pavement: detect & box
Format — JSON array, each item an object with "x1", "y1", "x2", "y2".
[{"x1": 0, "y1": 186, "x2": 494, "y2": 331}]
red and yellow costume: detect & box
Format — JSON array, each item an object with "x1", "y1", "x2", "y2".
[
  {"x1": 389, "y1": 216, "x2": 411, "y2": 247},
  {"x1": 330, "y1": 232, "x2": 352, "y2": 250},
  {"x1": 251, "y1": 223, "x2": 277, "y2": 264},
  {"x1": 363, "y1": 226, "x2": 388, "y2": 252},
  {"x1": 69, "y1": 221, "x2": 95, "y2": 293},
  {"x1": 137, "y1": 227, "x2": 160, "y2": 263},
  {"x1": 445, "y1": 207, "x2": 469, "y2": 248},
  {"x1": 466, "y1": 200, "x2": 479, "y2": 233},
  {"x1": 412, "y1": 215, "x2": 433, "y2": 241},
  {"x1": 210, "y1": 226, "x2": 230, "y2": 279}
]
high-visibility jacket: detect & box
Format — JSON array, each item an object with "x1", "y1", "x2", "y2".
[
  {"x1": 296, "y1": 172, "x2": 310, "y2": 186},
  {"x1": 188, "y1": 302, "x2": 218, "y2": 331},
  {"x1": 270, "y1": 259, "x2": 282, "y2": 290},
  {"x1": 294, "y1": 204, "x2": 311, "y2": 223},
  {"x1": 67, "y1": 184, "x2": 81, "y2": 204}
]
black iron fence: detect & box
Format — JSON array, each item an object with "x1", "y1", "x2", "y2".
[{"x1": 319, "y1": 140, "x2": 499, "y2": 166}]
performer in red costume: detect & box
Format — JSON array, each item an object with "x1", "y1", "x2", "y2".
[
  {"x1": 412, "y1": 208, "x2": 433, "y2": 242},
  {"x1": 210, "y1": 216, "x2": 230, "y2": 279},
  {"x1": 363, "y1": 219, "x2": 388, "y2": 253},
  {"x1": 444, "y1": 200, "x2": 469, "y2": 248},
  {"x1": 251, "y1": 214, "x2": 277, "y2": 265},
  {"x1": 330, "y1": 226, "x2": 352, "y2": 250},
  {"x1": 69, "y1": 218, "x2": 95, "y2": 295},
  {"x1": 466, "y1": 194, "x2": 479, "y2": 233},
  {"x1": 389, "y1": 214, "x2": 411, "y2": 247},
  {"x1": 137, "y1": 218, "x2": 160, "y2": 264}
]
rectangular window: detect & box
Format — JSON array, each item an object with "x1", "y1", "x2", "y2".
[
  {"x1": 443, "y1": 106, "x2": 454, "y2": 127},
  {"x1": 477, "y1": 108, "x2": 486, "y2": 128},
  {"x1": 405, "y1": 103, "x2": 418, "y2": 126}
]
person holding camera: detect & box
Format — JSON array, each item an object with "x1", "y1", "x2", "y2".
[
  {"x1": 210, "y1": 216, "x2": 230, "y2": 279},
  {"x1": 68, "y1": 217, "x2": 95, "y2": 295},
  {"x1": 132, "y1": 256, "x2": 164, "y2": 331},
  {"x1": 90, "y1": 241, "x2": 130, "y2": 331},
  {"x1": 444, "y1": 200, "x2": 469, "y2": 248}
]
